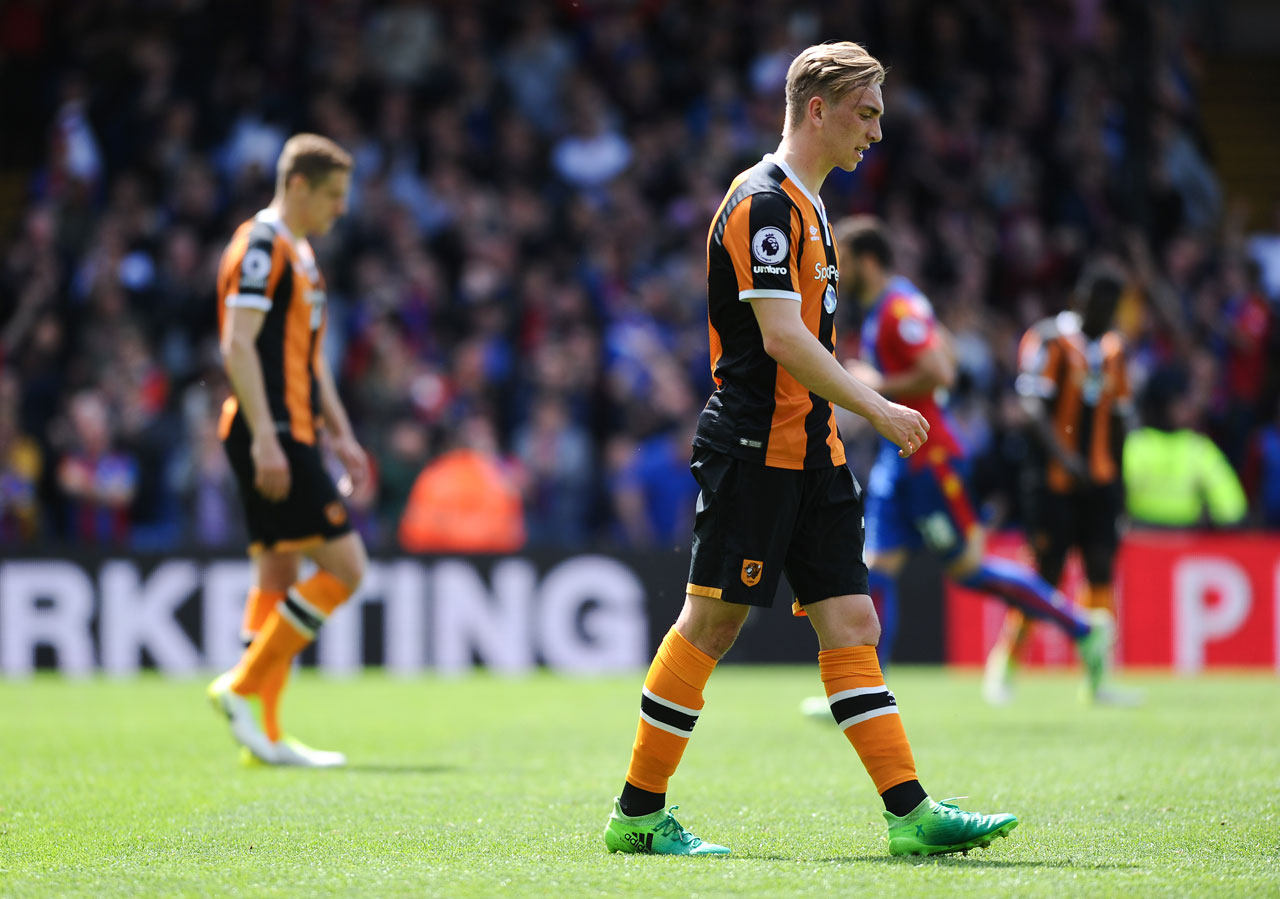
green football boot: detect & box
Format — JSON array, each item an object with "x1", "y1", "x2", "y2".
[
  {"x1": 206, "y1": 671, "x2": 278, "y2": 763},
  {"x1": 604, "y1": 800, "x2": 731, "y2": 856},
  {"x1": 1075, "y1": 609, "x2": 1115, "y2": 699},
  {"x1": 239, "y1": 736, "x2": 347, "y2": 768},
  {"x1": 884, "y1": 798, "x2": 1017, "y2": 856},
  {"x1": 234, "y1": 695, "x2": 348, "y2": 767},
  {"x1": 982, "y1": 639, "x2": 1017, "y2": 706}
]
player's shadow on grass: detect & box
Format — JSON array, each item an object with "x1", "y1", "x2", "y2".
[
  {"x1": 342, "y1": 763, "x2": 460, "y2": 775},
  {"x1": 808, "y1": 856, "x2": 1140, "y2": 869}
]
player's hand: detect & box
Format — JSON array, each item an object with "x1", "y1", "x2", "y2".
[
  {"x1": 1062, "y1": 453, "x2": 1091, "y2": 484},
  {"x1": 332, "y1": 433, "x2": 371, "y2": 494},
  {"x1": 844, "y1": 359, "x2": 884, "y2": 392},
  {"x1": 870, "y1": 399, "x2": 930, "y2": 458},
  {"x1": 251, "y1": 432, "x2": 291, "y2": 501}
]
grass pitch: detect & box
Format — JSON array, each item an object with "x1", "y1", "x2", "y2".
[{"x1": 1, "y1": 667, "x2": 1277, "y2": 897}]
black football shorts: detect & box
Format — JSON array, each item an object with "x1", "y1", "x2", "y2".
[
  {"x1": 222, "y1": 412, "x2": 352, "y2": 555},
  {"x1": 686, "y1": 446, "x2": 869, "y2": 607}
]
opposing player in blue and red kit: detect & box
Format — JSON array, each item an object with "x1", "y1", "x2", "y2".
[{"x1": 834, "y1": 217, "x2": 1114, "y2": 699}]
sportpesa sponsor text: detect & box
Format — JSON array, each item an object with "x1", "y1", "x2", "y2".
[{"x1": 747, "y1": 263, "x2": 840, "y2": 279}]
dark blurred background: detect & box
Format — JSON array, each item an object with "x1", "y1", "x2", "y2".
[{"x1": 2, "y1": 0, "x2": 1279, "y2": 555}]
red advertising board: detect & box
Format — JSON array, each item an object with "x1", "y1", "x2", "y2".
[{"x1": 946, "y1": 532, "x2": 1280, "y2": 672}]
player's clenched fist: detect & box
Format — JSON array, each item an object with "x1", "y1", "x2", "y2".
[
  {"x1": 251, "y1": 432, "x2": 291, "y2": 500},
  {"x1": 869, "y1": 399, "x2": 930, "y2": 458}
]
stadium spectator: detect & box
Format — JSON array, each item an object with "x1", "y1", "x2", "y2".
[
  {"x1": 371, "y1": 415, "x2": 431, "y2": 532},
  {"x1": 606, "y1": 426, "x2": 699, "y2": 550},
  {"x1": 1245, "y1": 397, "x2": 1280, "y2": 528},
  {"x1": 514, "y1": 394, "x2": 594, "y2": 546},
  {"x1": 170, "y1": 408, "x2": 242, "y2": 549},
  {"x1": 54, "y1": 389, "x2": 139, "y2": 545},
  {"x1": 1215, "y1": 259, "x2": 1273, "y2": 465},
  {"x1": 1124, "y1": 367, "x2": 1247, "y2": 528},
  {"x1": 0, "y1": 0, "x2": 1275, "y2": 547},
  {"x1": 398, "y1": 411, "x2": 525, "y2": 553},
  {"x1": 1247, "y1": 202, "x2": 1280, "y2": 301},
  {"x1": 0, "y1": 369, "x2": 42, "y2": 543}
]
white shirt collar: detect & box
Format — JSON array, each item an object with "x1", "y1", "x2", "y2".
[
  {"x1": 256, "y1": 207, "x2": 298, "y2": 246},
  {"x1": 762, "y1": 153, "x2": 829, "y2": 244},
  {"x1": 1056, "y1": 310, "x2": 1082, "y2": 336}
]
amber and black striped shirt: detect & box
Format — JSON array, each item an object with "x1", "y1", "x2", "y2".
[
  {"x1": 1017, "y1": 311, "x2": 1131, "y2": 491},
  {"x1": 694, "y1": 154, "x2": 846, "y2": 470},
  {"x1": 216, "y1": 208, "x2": 328, "y2": 446}
]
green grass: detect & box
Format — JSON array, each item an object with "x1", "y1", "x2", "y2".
[{"x1": 1, "y1": 668, "x2": 1277, "y2": 898}]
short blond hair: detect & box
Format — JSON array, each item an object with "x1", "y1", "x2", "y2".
[
  {"x1": 784, "y1": 42, "x2": 886, "y2": 132},
  {"x1": 275, "y1": 133, "x2": 353, "y2": 193}
]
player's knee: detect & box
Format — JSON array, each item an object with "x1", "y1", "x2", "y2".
[
  {"x1": 707, "y1": 623, "x2": 742, "y2": 658},
  {"x1": 343, "y1": 540, "x2": 368, "y2": 591},
  {"x1": 955, "y1": 534, "x2": 986, "y2": 572},
  {"x1": 819, "y1": 597, "x2": 880, "y2": 647},
  {"x1": 832, "y1": 616, "x2": 880, "y2": 649},
  {"x1": 857, "y1": 617, "x2": 882, "y2": 648},
  {"x1": 853, "y1": 603, "x2": 881, "y2": 646},
  {"x1": 946, "y1": 555, "x2": 979, "y2": 582},
  {"x1": 323, "y1": 536, "x2": 367, "y2": 593},
  {"x1": 676, "y1": 611, "x2": 745, "y2": 659},
  {"x1": 339, "y1": 566, "x2": 365, "y2": 596},
  {"x1": 257, "y1": 557, "x2": 299, "y2": 593}
]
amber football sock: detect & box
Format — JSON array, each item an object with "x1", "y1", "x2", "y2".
[
  {"x1": 231, "y1": 571, "x2": 351, "y2": 698},
  {"x1": 621, "y1": 627, "x2": 718, "y2": 815},
  {"x1": 1082, "y1": 584, "x2": 1114, "y2": 614},
  {"x1": 239, "y1": 588, "x2": 290, "y2": 740},
  {"x1": 819, "y1": 645, "x2": 921, "y2": 804}
]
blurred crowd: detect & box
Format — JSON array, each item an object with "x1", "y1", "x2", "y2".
[{"x1": 2, "y1": 0, "x2": 1279, "y2": 553}]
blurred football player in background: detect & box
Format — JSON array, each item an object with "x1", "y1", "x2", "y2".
[
  {"x1": 985, "y1": 262, "x2": 1142, "y2": 706},
  {"x1": 834, "y1": 217, "x2": 1118, "y2": 703}
]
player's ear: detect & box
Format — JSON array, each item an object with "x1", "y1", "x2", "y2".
[{"x1": 808, "y1": 95, "x2": 824, "y2": 127}]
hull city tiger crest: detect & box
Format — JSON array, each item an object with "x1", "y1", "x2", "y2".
[
  {"x1": 324, "y1": 502, "x2": 348, "y2": 527},
  {"x1": 741, "y1": 559, "x2": 763, "y2": 587}
]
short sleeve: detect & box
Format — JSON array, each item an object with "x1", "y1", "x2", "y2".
[
  {"x1": 723, "y1": 191, "x2": 801, "y2": 302},
  {"x1": 1015, "y1": 331, "x2": 1059, "y2": 399},
  {"x1": 225, "y1": 225, "x2": 280, "y2": 311},
  {"x1": 881, "y1": 296, "x2": 939, "y2": 368},
  {"x1": 1103, "y1": 332, "x2": 1132, "y2": 409}
]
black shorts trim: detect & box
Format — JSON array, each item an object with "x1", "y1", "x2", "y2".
[
  {"x1": 687, "y1": 447, "x2": 869, "y2": 608},
  {"x1": 1023, "y1": 482, "x2": 1122, "y2": 583}
]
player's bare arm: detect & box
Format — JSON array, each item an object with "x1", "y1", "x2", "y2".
[
  {"x1": 221, "y1": 305, "x2": 290, "y2": 500},
  {"x1": 1019, "y1": 394, "x2": 1090, "y2": 483},
  {"x1": 314, "y1": 352, "x2": 369, "y2": 492},
  {"x1": 750, "y1": 297, "x2": 928, "y2": 457},
  {"x1": 846, "y1": 342, "x2": 955, "y2": 399},
  {"x1": 936, "y1": 323, "x2": 957, "y2": 370}
]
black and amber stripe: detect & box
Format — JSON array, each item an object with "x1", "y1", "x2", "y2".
[
  {"x1": 215, "y1": 214, "x2": 324, "y2": 447},
  {"x1": 278, "y1": 587, "x2": 326, "y2": 639},
  {"x1": 638, "y1": 686, "x2": 701, "y2": 738},
  {"x1": 827, "y1": 686, "x2": 899, "y2": 731},
  {"x1": 1020, "y1": 320, "x2": 1129, "y2": 491}
]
